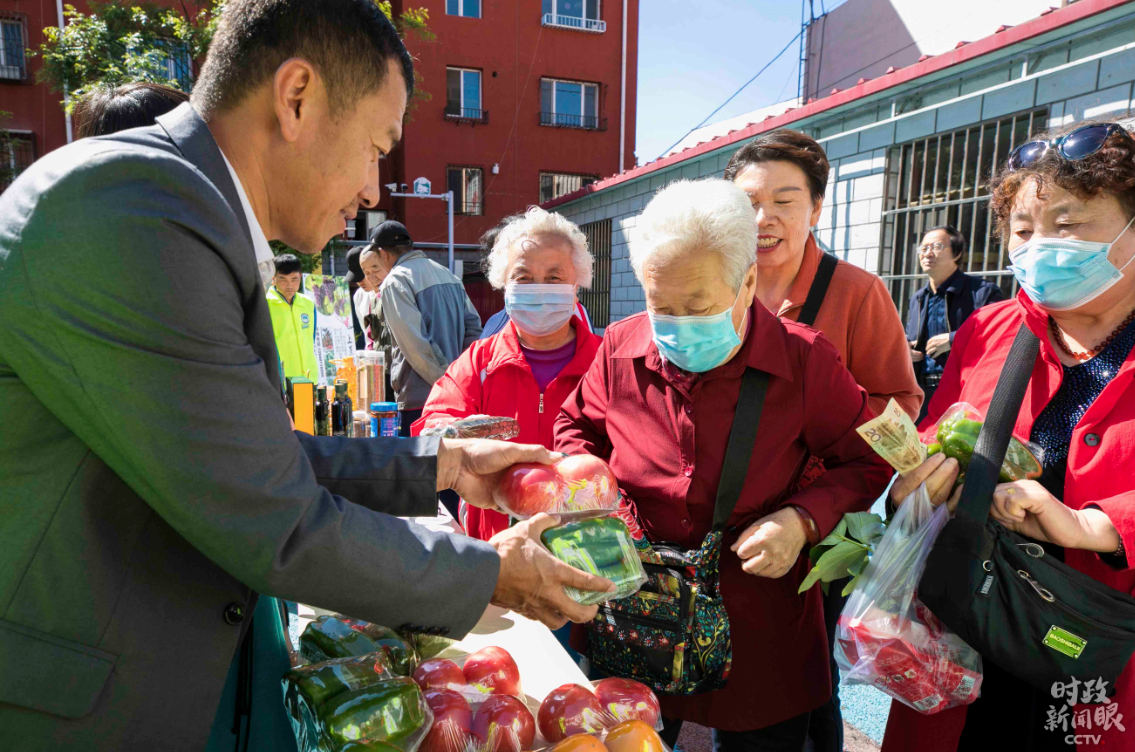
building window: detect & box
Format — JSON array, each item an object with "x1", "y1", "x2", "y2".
[
  {"x1": 1, "y1": 131, "x2": 36, "y2": 192},
  {"x1": 579, "y1": 219, "x2": 611, "y2": 328},
  {"x1": 540, "y1": 172, "x2": 598, "y2": 203},
  {"x1": 0, "y1": 17, "x2": 27, "y2": 81},
  {"x1": 446, "y1": 0, "x2": 481, "y2": 18},
  {"x1": 158, "y1": 41, "x2": 194, "y2": 91},
  {"x1": 446, "y1": 68, "x2": 487, "y2": 123},
  {"x1": 448, "y1": 166, "x2": 484, "y2": 216},
  {"x1": 879, "y1": 107, "x2": 1048, "y2": 323},
  {"x1": 540, "y1": 79, "x2": 604, "y2": 130},
  {"x1": 542, "y1": 0, "x2": 605, "y2": 33}
]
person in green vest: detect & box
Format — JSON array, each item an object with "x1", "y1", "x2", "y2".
[{"x1": 267, "y1": 253, "x2": 318, "y2": 380}]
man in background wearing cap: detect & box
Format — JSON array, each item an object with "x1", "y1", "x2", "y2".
[{"x1": 368, "y1": 220, "x2": 482, "y2": 434}]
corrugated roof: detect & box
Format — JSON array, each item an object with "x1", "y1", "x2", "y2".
[{"x1": 543, "y1": 0, "x2": 1131, "y2": 210}]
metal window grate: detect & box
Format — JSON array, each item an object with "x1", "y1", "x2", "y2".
[
  {"x1": 540, "y1": 172, "x2": 598, "y2": 203},
  {"x1": 541, "y1": 13, "x2": 606, "y2": 33},
  {"x1": 0, "y1": 17, "x2": 26, "y2": 80},
  {"x1": 444, "y1": 105, "x2": 489, "y2": 123},
  {"x1": 579, "y1": 219, "x2": 611, "y2": 328},
  {"x1": 879, "y1": 107, "x2": 1048, "y2": 323},
  {"x1": 1, "y1": 132, "x2": 37, "y2": 193},
  {"x1": 538, "y1": 112, "x2": 607, "y2": 130}
]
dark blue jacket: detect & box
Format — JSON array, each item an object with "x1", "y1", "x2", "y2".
[{"x1": 905, "y1": 269, "x2": 1004, "y2": 376}]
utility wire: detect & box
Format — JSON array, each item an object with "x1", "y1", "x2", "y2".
[{"x1": 657, "y1": 27, "x2": 805, "y2": 161}]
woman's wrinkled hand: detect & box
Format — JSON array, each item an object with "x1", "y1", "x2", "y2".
[
  {"x1": 890, "y1": 452, "x2": 963, "y2": 512},
  {"x1": 990, "y1": 480, "x2": 1122, "y2": 553},
  {"x1": 730, "y1": 508, "x2": 808, "y2": 578}
]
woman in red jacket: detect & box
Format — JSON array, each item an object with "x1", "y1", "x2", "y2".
[
  {"x1": 415, "y1": 207, "x2": 603, "y2": 541},
  {"x1": 883, "y1": 122, "x2": 1135, "y2": 752}
]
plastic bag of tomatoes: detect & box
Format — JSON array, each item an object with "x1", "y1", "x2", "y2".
[
  {"x1": 536, "y1": 681, "x2": 667, "y2": 752},
  {"x1": 492, "y1": 455, "x2": 621, "y2": 521}
]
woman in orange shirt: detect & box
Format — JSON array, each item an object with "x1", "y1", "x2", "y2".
[{"x1": 725, "y1": 130, "x2": 921, "y2": 752}]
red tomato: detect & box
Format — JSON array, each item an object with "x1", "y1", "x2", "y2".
[
  {"x1": 592, "y1": 679, "x2": 660, "y2": 728},
  {"x1": 494, "y1": 456, "x2": 618, "y2": 518},
  {"x1": 537, "y1": 684, "x2": 606, "y2": 744},
  {"x1": 422, "y1": 690, "x2": 474, "y2": 752},
  {"x1": 414, "y1": 659, "x2": 468, "y2": 693},
  {"x1": 604, "y1": 720, "x2": 665, "y2": 752},
  {"x1": 471, "y1": 694, "x2": 535, "y2": 752},
  {"x1": 463, "y1": 647, "x2": 522, "y2": 697},
  {"x1": 550, "y1": 735, "x2": 608, "y2": 752}
]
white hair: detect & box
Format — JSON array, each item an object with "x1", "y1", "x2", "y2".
[
  {"x1": 486, "y1": 206, "x2": 594, "y2": 290},
  {"x1": 630, "y1": 179, "x2": 758, "y2": 293}
]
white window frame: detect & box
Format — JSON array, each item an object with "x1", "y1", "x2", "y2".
[
  {"x1": 446, "y1": 67, "x2": 483, "y2": 120},
  {"x1": 542, "y1": 78, "x2": 600, "y2": 129},
  {"x1": 542, "y1": 0, "x2": 605, "y2": 33},
  {"x1": 446, "y1": 0, "x2": 481, "y2": 19},
  {"x1": 448, "y1": 166, "x2": 484, "y2": 216},
  {"x1": 0, "y1": 18, "x2": 27, "y2": 81}
]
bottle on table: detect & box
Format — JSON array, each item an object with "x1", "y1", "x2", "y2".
[
  {"x1": 332, "y1": 380, "x2": 353, "y2": 437},
  {"x1": 370, "y1": 402, "x2": 400, "y2": 438},
  {"x1": 315, "y1": 385, "x2": 332, "y2": 437}
]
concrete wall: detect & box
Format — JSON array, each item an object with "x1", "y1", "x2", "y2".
[
  {"x1": 804, "y1": 0, "x2": 1058, "y2": 100},
  {"x1": 555, "y1": 10, "x2": 1135, "y2": 328}
]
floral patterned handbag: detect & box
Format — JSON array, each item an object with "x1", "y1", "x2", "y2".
[{"x1": 584, "y1": 368, "x2": 769, "y2": 695}]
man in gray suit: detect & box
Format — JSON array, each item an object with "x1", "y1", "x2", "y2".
[{"x1": 0, "y1": 1, "x2": 611, "y2": 749}]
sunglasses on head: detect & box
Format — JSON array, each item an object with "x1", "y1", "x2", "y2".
[{"x1": 1007, "y1": 122, "x2": 1128, "y2": 172}]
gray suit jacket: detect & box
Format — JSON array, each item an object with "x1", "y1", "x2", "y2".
[{"x1": 0, "y1": 103, "x2": 499, "y2": 750}]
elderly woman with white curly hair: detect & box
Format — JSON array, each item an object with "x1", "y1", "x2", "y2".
[
  {"x1": 555, "y1": 179, "x2": 891, "y2": 749},
  {"x1": 415, "y1": 206, "x2": 604, "y2": 541}
]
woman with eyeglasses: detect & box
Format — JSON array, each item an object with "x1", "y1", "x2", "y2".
[{"x1": 882, "y1": 121, "x2": 1135, "y2": 751}]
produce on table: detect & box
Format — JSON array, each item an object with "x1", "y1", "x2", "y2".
[
  {"x1": 537, "y1": 683, "x2": 607, "y2": 743},
  {"x1": 420, "y1": 689, "x2": 474, "y2": 752},
  {"x1": 604, "y1": 720, "x2": 666, "y2": 752},
  {"x1": 420, "y1": 415, "x2": 520, "y2": 441},
  {"x1": 338, "y1": 743, "x2": 404, "y2": 752},
  {"x1": 924, "y1": 404, "x2": 1043, "y2": 483},
  {"x1": 592, "y1": 679, "x2": 661, "y2": 728},
  {"x1": 549, "y1": 735, "x2": 610, "y2": 752},
  {"x1": 284, "y1": 653, "x2": 400, "y2": 751},
  {"x1": 540, "y1": 517, "x2": 648, "y2": 605},
  {"x1": 471, "y1": 694, "x2": 536, "y2": 752},
  {"x1": 404, "y1": 630, "x2": 459, "y2": 661},
  {"x1": 463, "y1": 646, "x2": 522, "y2": 697},
  {"x1": 300, "y1": 615, "x2": 419, "y2": 676},
  {"x1": 320, "y1": 677, "x2": 432, "y2": 750},
  {"x1": 494, "y1": 455, "x2": 618, "y2": 519},
  {"x1": 413, "y1": 659, "x2": 468, "y2": 693}
]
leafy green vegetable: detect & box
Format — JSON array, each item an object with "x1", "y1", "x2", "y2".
[{"x1": 798, "y1": 512, "x2": 886, "y2": 596}]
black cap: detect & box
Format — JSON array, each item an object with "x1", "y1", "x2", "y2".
[
  {"x1": 345, "y1": 246, "x2": 364, "y2": 285},
  {"x1": 369, "y1": 220, "x2": 413, "y2": 249}
]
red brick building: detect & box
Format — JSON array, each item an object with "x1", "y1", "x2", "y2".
[{"x1": 376, "y1": 0, "x2": 639, "y2": 250}]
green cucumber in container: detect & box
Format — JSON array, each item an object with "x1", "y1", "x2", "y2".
[{"x1": 541, "y1": 516, "x2": 647, "y2": 605}]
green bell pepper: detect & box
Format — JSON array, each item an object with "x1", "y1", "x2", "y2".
[
  {"x1": 541, "y1": 516, "x2": 647, "y2": 605},
  {"x1": 320, "y1": 677, "x2": 430, "y2": 751},
  {"x1": 284, "y1": 653, "x2": 399, "y2": 751},
  {"x1": 934, "y1": 414, "x2": 1043, "y2": 482},
  {"x1": 300, "y1": 617, "x2": 418, "y2": 676}
]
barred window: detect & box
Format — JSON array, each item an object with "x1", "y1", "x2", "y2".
[
  {"x1": 578, "y1": 219, "x2": 611, "y2": 328},
  {"x1": 879, "y1": 107, "x2": 1048, "y2": 322},
  {"x1": 0, "y1": 16, "x2": 27, "y2": 80},
  {"x1": 1, "y1": 132, "x2": 36, "y2": 192},
  {"x1": 540, "y1": 172, "x2": 598, "y2": 203},
  {"x1": 447, "y1": 166, "x2": 484, "y2": 216}
]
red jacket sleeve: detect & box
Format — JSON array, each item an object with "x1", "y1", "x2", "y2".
[
  {"x1": 847, "y1": 277, "x2": 923, "y2": 421},
  {"x1": 554, "y1": 334, "x2": 613, "y2": 459},
  {"x1": 412, "y1": 347, "x2": 484, "y2": 436},
  {"x1": 916, "y1": 310, "x2": 982, "y2": 438},
  {"x1": 1088, "y1": 493, "x2": 1135, "y2": 575},
  {"x1": 784, "y1": 332, "x2": 894, "y2": 538}
]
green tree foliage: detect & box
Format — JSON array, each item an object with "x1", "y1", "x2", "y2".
[{"x1": 35, "y1": 1, "x2": 434, "y2": 115}]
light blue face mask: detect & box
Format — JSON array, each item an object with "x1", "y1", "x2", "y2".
[
  {"x1": 648, "y1": 287, "x2": 746, "y2": 373},
  {"x1": 1008, "y1": 216, "x2": 1135, "y2": 311},
  {"x1": 504, "y1": 283, "x2": 577, "y2": 337}
]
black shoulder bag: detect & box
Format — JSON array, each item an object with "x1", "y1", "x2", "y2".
[
  {"x1": 585, "y1": 368, "x2": 770, "y2": 695},
  {"x1": 797, "y1": 251, "x2": 838, "y2": 327},
  {"x1": 918, "y1": 324, "x2": 1135, "y2": 696}
]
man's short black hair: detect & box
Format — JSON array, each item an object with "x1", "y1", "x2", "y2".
[
  {"x1": 925, "y1": 225, "x2": 967, "y2": 262},
  {"x1": 192, "y1": 0, "x2": 414, "y2": 118},
  {"x1": 274, "y1": 254, "x2": 303, "y2": 276},
  {"x1": 74, "y1": 82, "x2": 189, "y2": 139}
]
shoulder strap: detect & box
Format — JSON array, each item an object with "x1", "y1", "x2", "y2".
[
  {"x1": 955, "y1": 323, "x2": 1040, "y2": 524},
  {"x1": 712, "y1": 368, "x2": 771, "y2": 531},
  {"x1": 797, "y1": 252, "x2": 838, "y2": 327}
]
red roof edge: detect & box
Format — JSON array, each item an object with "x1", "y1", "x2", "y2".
[{"x1": 542, "y1": 0, "x2": 1129, "y2": 211}]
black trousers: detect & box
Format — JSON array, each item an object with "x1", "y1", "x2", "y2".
[
  {"x1": 804, "y1": 580, "x2": 848, "y2": 752},
  {"x1": 660, "y1": 712, "x2": 811, "y2": 752}
]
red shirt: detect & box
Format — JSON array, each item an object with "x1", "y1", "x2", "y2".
[
  {"x1": 554, "y1": 300, "x2": 892, "y2": 730},
  {"x1": 413, "y1": 317, "x2": 602, "y2": 540},
  {"x1": 883, "y1": 293, "x2": 1135, "y2": 752}
]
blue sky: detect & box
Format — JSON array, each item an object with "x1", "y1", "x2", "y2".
[{"x1": 635, "y1": 0, "x2": 840, "y2": 164}]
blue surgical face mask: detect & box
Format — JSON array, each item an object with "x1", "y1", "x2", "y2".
[
  {"x1": 1008, "y1": 216, "x2": 1135, "y2": 311},
  {"x1": 648, "y1": 286, "x2": 747, "y2": 373},
  {"x1": 505, "y1": 283, "x2": 577, "y2": 337}
]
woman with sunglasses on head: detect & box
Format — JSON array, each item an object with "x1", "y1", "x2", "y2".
[{"x1": 882, "y1": 121, "x2": 1135, "y2": 751}]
